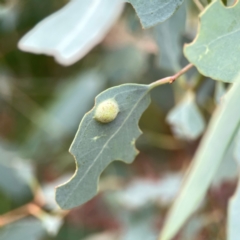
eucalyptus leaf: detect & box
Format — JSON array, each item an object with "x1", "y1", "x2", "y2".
[
  {"x1": 0, "y1": 145, "x2": 33, "y2": 200},
  {"x1": 127, "y1": 0, "x2": 184, "y2": 28},
  {"x1": 228, "y1": 131, "x2": 240, "y2": 240},
  {"x1": 160, "y1": 75, "x2": 240, "y2": 240},
  {"x1": 214, "y1": 81, "x2": 226, "y2": 105},
  {"x1": 184, "y1": 0, "x2": 240, "y2": 82},
  {"x1": 234, "y1": 128, "x2": 240, "y2": 162},
  {"x1": 18, "y1": 0, "x2": 123, "y2": 66},
  {"x1": 166, "y1": 91, "x2": 205, "y2": 140},
  {"x1": 228, "y1": 181, "x2": 240, "y2": 240},
  {"x1": 154, "y1": 3, "x2": 186, "y2": 72},
  {"x1": 56, "y1": 84, "x2": 151, "y2": 209},
  {"x1": 0, "y1": 218, "x2": 46, "y2": 240}
]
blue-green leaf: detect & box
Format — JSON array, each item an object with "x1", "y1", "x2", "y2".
[
  {"x1": 127, "y1": 0, "x2": 184, "y2": 28},
  {"x1": 56, "y1": 84, "x2": 151, "y2": 209}
]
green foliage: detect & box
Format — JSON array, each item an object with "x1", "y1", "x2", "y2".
[
  {"x1": 127, "y1": 0, "x2": 184, "y2": 28},
  {"x1": 166, "y1": 91, "x2": 205, "y2": 140},
  {"x1": 2, "y1": 0, "x2": 240, "y2": 239},
  {"x1": 0, "y1": 218, "x2": 46, "y2": 240},
  {"x1": 184, "y1": 0, "x2": 240, "y2": 82},
  {"x1": 160, "y1": 75, "x2": 240, "y2": 240},
  {"x1": 154, "y1": 3, "x2": 186, "y2": 71},
  {"x1": 56, "y1": 84, "x2": 151, "y2": 209},
  {"x1": 18, "y1": 0, "x2": 123, "y2": 65}
]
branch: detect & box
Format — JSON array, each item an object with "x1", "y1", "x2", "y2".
[
  {"x1": 149, "y1": 63, "x2": 194, "y2": 89},
  {"x1": 193, "y1": 0, "x2": 204, "y2": 11}
]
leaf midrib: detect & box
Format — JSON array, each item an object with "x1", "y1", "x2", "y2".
[{"x1": 61, "y1": 88, "x2": 149, "y2": 207}]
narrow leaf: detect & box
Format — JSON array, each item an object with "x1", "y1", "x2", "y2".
[
  {"x1": 228, "y1": 129, "x2": 240, "y2": 240},
  {"x1": 160, "y1": 76, "x2": 240, "y2": 240},
  {"x1": 18, "y1": 0, "x2": 123, "y2": 66},
  {"x1": 56, "y1": 84, "x2": 151, "y2": 209},
  {"x1": 127, "y1": 0, "x2": 184, "y2": 29},
  {"x1": 184, "y1": 0, "x2": 240, "y2": 82}
]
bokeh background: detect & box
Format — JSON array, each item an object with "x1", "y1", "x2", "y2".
[{"x1": 0, "y1": 0, "x2": 237, "y2": 239}]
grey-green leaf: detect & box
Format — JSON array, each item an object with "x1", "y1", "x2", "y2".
[
  {"x1": 228, "y1": 130, "x2": 240, "y2": 240},
  {"x1": 18, "y1": 0, "x2": 123, "y2": 66},
  {"x1": 160, "y1": 75, "x2": 240, "y2": 240},
  {"x1": 127, "y1": 0, "x2": 184, "y2": 28},
  {"x1": 184, "y1": 0, "x2": 240, "y2": 83},
  {"x1": 56, "y1": 84, "x2": 151, "y2": 209},
  {"x1": 228, "y1": 180, "x2": 240, "y2": 240},
  {"x1": 154, "y1": 3, "x2": 186, "y2": 71},
  {"x1": 166, "y1": 91, "x2": 205, "y2": 140},
  {"x1": 0, "y1": 218, "x2": 46, "y2": 240},
  {"x1": 227, "y1": 128, "x2": 240, "y2": 240}
]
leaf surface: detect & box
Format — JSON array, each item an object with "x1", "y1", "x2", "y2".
[
  {"x1": 154, "y1": 3, "x2": 186, "y2": 71},
  {"x1": 0, "y1": 145, "x2": 33, "y2": 200},
  {"x1": 127, "y1": 0, "x2": 184, "y2": 28},
  {"x1": 56, "y1": 84, "x2": 151, "y2": 209},
  {"x1": 228, "y1": 128, "x2": 240, "y2": 240},
  {"x1": 166, "y1": 91, "x2": 205, "y2": 140},
  {"x1": 18, "y1": 0, "x2": 123, "y2": 66},
  {"x1": 160, "y1": 75, "x2": 240, "y2": 240},
  {"x1": 0, "y1": 218, "x2": 46, "y2": 240},
  {"x1": 184, "y1": 0, "x2": 240, "y2": 82}
]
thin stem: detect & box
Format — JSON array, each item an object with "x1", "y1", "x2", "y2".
[
  {"x1": 149, "y1": 63, "x2": 194, "y2": 89},
  {"x1": 193, "y1": 0, "x2": 204, "y2": 11}
]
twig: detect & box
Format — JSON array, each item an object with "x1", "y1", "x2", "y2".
[
  {"x1": 0, "y1": 203, "x2": 41, "y2": 227},
  {"x1": 149, "y1": 63, "x2": 194, "y2": 89},
  {"x1": 193, "y1": 0, "x2": 204, "y2": 11}
]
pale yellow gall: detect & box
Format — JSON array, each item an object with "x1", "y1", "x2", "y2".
[{"x1": 94, "y1": 99, "x2": 119, "y2": 123}]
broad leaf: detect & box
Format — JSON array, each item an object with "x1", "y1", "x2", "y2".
[
  {"x1": 0, "y1": 218, "x2": 46, "y2": 240},
  {"x1": 160, "y1": 75, "x2": 240, "y2": 240},
  {"x1": 56, "y1": 84, "x2": 151, "y2": 209},
  {"x1": 234, "y1": 128, "x2": 240, "y2": 162},
  {"x1": 18, "y1": 0, "x2": 123, "y2": 66},
  {"x1": 166, "y1": 91, "x2": 205, "y2": 140},
  {"x1": 154, "y1": 3, "x2": 186, "y2": 72},
  {"x1": 127, "y1": 0, "x2": 184, "y2": 28},
  {"x1": 211, "y1": 140, "x2": 238, "y2": 187},
  {"x1": 184, "y1": 0, "x2": 240, "y2": 83},
  {"x1": 0, "y1": 145, "x2": 33, "y2": 201}
]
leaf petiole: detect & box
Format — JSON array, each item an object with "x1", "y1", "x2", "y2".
[{"x1": 149, "y1": 63, "x2": 194, "y2": 90}]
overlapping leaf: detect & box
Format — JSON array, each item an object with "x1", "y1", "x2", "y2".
[
  {"x1": 18, "y1": 0, "x2": 123, "y2": 66},
  {"x1": 160, "y1": 75, "x2": 240, "y2": 240},
  {"x1": 228, "y1": 129, "x2": 240, "y2": 240},
  {"x1": 56, "y1": 84, "x2": 151, "y2": 209},
  {"x1": 184, "y1": 0, "x2": 240, "y2": 82},
  {"x1": 127, "y1": 0, "x2": 184, "y2": 28},
  {"x1": 154, "y1": 3, "x2": 186, "y2": 71},
  {"x1": 166, "y1": 91, "x2": 205, "y2": 140},
  {"x1": 0, "y1": 218, "x2": 46, "y2": 240}
]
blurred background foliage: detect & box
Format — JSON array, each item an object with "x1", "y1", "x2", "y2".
[{"x1": 0, "y1": 0, "x2": 237, "y2": 239}]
